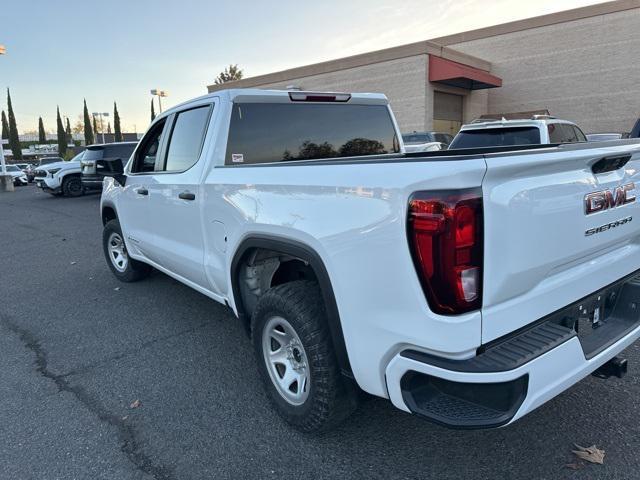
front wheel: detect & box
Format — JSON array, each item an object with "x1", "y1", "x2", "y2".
[
  {"x1": 103, "y1": 219, "x2": 152, "y2": 282},
  {"x1": 62, "y1": 175, "x2": 83, "y2": 197},
  {"x1": 252, "y1": 280, "x2": 357, "y2": 432}
]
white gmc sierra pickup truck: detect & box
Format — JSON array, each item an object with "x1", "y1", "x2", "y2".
[{"x1": 101, "y1": 89, "x2": 640, "y2": 432}]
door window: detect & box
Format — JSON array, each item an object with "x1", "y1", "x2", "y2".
[
  {"x1": 162, "y1": 105, "x2": 212, "y2": 172},
  {"x1": 131, "y1": 119, "x2": 167, "y2": 173}
]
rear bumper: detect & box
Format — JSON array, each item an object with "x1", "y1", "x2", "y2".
[
  {"x1": 81, "y1": 174, "x2": 104, "y2": 190},
  {"x1": 385, "y1": 272, "x2": 640, "y2": 428}
]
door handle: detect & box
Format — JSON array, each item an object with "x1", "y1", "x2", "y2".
[
  {"x1": 135, "y1": 187, "x2": 148, "y2": 196},
  {"x1": 179, "y1": 191, "x2": 196, "y2": 201}
]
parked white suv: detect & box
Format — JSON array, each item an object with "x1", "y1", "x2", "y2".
[
  {"x1": 34, "y1": 151, "x2": 85, "y2": 197},
  {"x1": 101, "y1": 89, "x2": 640, "y2": 432},
  {"x1": 449, "y1": 116, "x2": 587, "y2": 149}
]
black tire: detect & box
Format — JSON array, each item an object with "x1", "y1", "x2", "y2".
[
  {"x1": 62, "y1": 175, "x2": 83, "y2": 197},
  {"x1": 103, "y1": 219, "x2": 152, "y2": 282},
  {"x1": 252, "y1": 280, "x2": 357, "y2": 432}
]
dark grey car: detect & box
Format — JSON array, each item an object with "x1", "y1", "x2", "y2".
[{"x1": 80, "y1": 142, "x2": 138, "y2": 191}]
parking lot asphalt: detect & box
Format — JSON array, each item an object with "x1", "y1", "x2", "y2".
[{"x1": 2, "y1": 185, "x2": 640, "y2": 480}]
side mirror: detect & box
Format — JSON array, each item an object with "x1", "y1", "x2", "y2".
[{"x1": 101, "y1": 158, "x2": 126, "y2": 187}]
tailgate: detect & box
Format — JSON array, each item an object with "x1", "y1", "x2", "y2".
[{"x1": 481, "y1": 142, "x2": 640, "y2": 342}]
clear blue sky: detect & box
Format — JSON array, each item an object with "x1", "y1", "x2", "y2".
[{"x1": 1, "y1": 0, "x2": 602, "y2": 135}]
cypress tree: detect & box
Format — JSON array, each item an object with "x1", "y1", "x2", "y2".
[
  {"x1": 56, "y1": 107, "x2": 67, "y2": 157},
  {"x1": 83, "y1": 99, "x2": 94, "y2": 145},
  {"x1": 38, "y1": 117, "x2": 46, "y2": 143},
  {"x1": 66, "y1": 117, "x2": 72, "y2": 143},
  {"x1": 1, "y1": 110, "x2": 8, "y2": 140},
  {"x1": 93, "y1": 115, "x2": 98, "y2": 138},
  {"x1": 7, "y1": 88, "x2": 23, "y2": 160},
  {"x1": 113, "y1": 101, "x2": 123, "y2": 142},
  {"x1": 107, "y1": 121, "x2": 111, "y2": 134},
  {"x1": 151, "y1": 98, "x2": 156, "y2": 122}
]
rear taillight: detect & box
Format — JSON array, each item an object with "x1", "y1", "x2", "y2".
[{"x1": 407, "y1": 189, "x2": 483, "y2": 315}]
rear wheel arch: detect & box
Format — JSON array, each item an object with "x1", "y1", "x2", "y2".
[{"x1": 230, "y1": 235, "x2": 353, "y2": 377}]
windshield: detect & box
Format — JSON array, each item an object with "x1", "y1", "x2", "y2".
[
  {"x1": 69, "y1": 151, "x2": 85, "y2": 162},
  {"x1": 402, "y1": 133, "x2": 436, "y2": 145},
  {"x1": 449, "y1": 127, "x2": 541, "y2": 149},
  {"x1": 6, "y1": 165, "x2": 20, "y2": 172}
]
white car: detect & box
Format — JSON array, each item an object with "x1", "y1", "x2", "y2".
[
  {"x1": 101, "y1": 89, "x2": 640, "y2": 432},
  {"x1": 402, "y1": 132, "x2": 452, "y2": 153},
  {"x1": 449, "y1": 116, "x2": 587, "y2": 149},
  {"x1": 34, "y1": 151, "x2": 85, "y2": 197},
  {"x1": 4, "y1": 165, "x2": 28, "y2": 186}
]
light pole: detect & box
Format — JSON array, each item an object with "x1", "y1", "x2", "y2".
[
  {"x1": 92, "y1": 112, "x2": 109, "y2": 143},
  {"x1": 0, "y1": 43, "x2": 13, "y2": 192},
  {"x1": 150, "y1": 89, "x2": 169, "y2": 113}
]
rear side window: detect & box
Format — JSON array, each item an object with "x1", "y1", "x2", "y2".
[
  {"x1": 548, "y1": 123, "x2": 586, "y2": 143},
  {"x1": 163, "y1": 105, "x2": 211, "y2": 172},
  {"x1": 449, "y1": 127, "x2": 541, "y2": 149},
  {"x1": 225, "y1": 103, "x2": 399, "y2": 165}
]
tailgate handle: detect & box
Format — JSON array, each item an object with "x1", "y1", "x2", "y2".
[{"x1": 592, "y1": 154, "x2": 631, "y2": 174}]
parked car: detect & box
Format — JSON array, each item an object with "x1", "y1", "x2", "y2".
[
  {"x1": 80, "y1": 142, "x2": 138, "y2": 191},
  {"x1": 449, "y1": 116, "x2": 587, "y2": 149},
  {"x1": 34, "y1": 152, "x2": 85, "y2": 197},
  {"x1": 586, "y1": 133, "x2": 629, "y2": 142},
  {"x1": 402, "y1": 131, "x2": 453, "y2": 152},
  {"x1": 4, "y1": 164, "x2": 29, "y2": 186},
  {"x1": 26, "y1": 157, "x2": 62, "y2": 182},
  {"x1": 101, "y1": 88, "x2": 640, "y2": 433}
]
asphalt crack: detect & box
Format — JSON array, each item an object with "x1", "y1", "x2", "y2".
[{"x1": 0, "y1": 316, "x2": 176, "y2": 480}]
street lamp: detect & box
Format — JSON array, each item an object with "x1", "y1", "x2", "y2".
[
  {"x1": 150, "y1": 89, "x2": 169, "y2": 112},
  {"x1": 0, "y1": 43, "x2": 12, "y2": 193},
  {"x1": 92, "y1": 112, "x2": 109, "y2": 144}
]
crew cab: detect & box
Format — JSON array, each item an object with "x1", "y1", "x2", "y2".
[
  {"x1": 449, "y1": 116, "x2": 587, "y2": 149},
  {"x1": 101, "y1": 89, "x2": 640, "y2": 432}
]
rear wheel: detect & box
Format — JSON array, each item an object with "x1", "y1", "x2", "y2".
[
  {"x1": 62, "y1": 175, "x2": 83, "y2": 197},
  {"x1": 252, "y1": 280, "x2": 357, "y2": 432},
  {"x1": 103, "y1": 219, "x2": 152, "y2": 282}
]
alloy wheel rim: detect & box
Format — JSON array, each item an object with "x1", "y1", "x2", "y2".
[
  {"x1": 261, "y1": 316, "x2": 311, "y2": 406},
  {"x1": 108, "y1": 232, "x2": 129, "y2": 272}
]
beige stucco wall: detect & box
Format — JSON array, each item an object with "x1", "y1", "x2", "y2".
[
  {"x1": 447, "y1": 8, "x2": 640, "y2": 133},
  {"x1": 241, "y1": 55, "x2": 429, "y2": 133}
]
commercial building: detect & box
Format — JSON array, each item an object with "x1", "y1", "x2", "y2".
[{"x1": 207, "y1": 0, "x2": 640, "y2": 135}]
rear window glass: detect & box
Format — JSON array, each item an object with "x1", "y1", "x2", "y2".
[
  {"x1": 449, "y1": 127, "x2": 541, "y2": 149},
  {"x1": 225, "y1": 103, "x2": 399, "y2": 165},
  {"x1": 83, "y1": 148, "x2": 105, "y2": 161}
]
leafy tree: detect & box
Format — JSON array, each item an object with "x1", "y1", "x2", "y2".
[
  {"x1": 2, "y1": 110, "x2": 9, "y2": 139},
  {"x1": 339, "y1": 138, "x2": 386, "y2": 157},
  {"x1": 38, "y1": 117, "x2": 46, "y2": 143},
  {"x1": 83, "y1": 99, "x2": 94, "y2": 145},
  {"x1": 151, "y1": 98, "x2": 156, "y2": 122},
  {"x1": 113, "y1": 101, "x2": 122, "y2": 142},
  {"x1": 214, "y1": 64, "x2": 243, "y2": 85},
  {"x1": 7, "y1": 89, "x2": 23, "y2": 159},
  {"x1": 56, "y1": 106, "x2": 67, "y2": 157},
  {"x1": 297, "y1": 141, "x2": 336, "y2": 160}
]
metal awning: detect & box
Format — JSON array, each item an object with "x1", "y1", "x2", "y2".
[{"x1": 429, "y1": 55, "x2": 502, "y2": 90}]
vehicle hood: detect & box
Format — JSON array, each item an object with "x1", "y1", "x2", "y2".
[{"x1": 39, "y1": 160, "x2": 81, "y2": 172}]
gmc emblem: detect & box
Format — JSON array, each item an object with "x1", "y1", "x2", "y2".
[{"x1": 584, "y1": 183, "x2": 636, "y2": 215}]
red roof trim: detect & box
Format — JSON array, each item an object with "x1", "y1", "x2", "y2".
[{"x1": 429, "y1": 55, "x2": 502, "y2": 90}]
